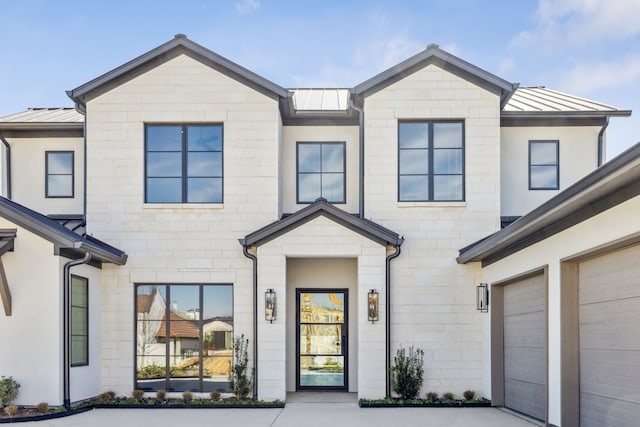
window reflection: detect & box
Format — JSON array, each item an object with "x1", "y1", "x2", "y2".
[
  {"x1": 135, "y1": 284, "x2": 233, "y2": 392},
  {"x1": 297, "y1": 142, "x2": 345, "y2": 203}
]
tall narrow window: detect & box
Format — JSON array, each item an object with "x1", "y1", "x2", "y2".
[
  {"x1": 71, "y1": 275, "x2": 88, "y2": 366},
  {"x1": 46, "y1": 151, "x2": 74, "y2": 198},
  {"x1": 135, "y1": 284, "x2": 233, "y2": 392},
  {"x1": 529, "y1": 140, "x2": 559, "y2": 190},
  {"x1": 297, "y1": 142, "x2": 346, "y2": 203},
  {"x1": 145, "y1": 124, "x2": 223, "y2": 203},
  {"x1": 398, "y1": 121, "x2": 464, "y2": 201}
]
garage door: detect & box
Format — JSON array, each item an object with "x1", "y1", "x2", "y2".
[
  {"x1": 503, "y1": 274, "x2": 546, "y2": 421},
  {"x1": 579, "y1": 244, "x2": 640, "y2": 426}
]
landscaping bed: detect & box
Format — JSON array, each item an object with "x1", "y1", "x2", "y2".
[{"x1": 359, "y1": 397, "x2": 491, "y2": 408}]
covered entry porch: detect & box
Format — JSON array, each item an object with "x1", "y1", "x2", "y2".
[{"x1": 240, "y1": 199, "x2": 403, "y2": 401}]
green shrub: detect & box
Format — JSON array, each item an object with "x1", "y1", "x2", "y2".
[
  {"x1": 97, "y1": 392, "x2": 113, "y2": 404},
  {"x1": 229, "y1": 334, "x2": 253, "y2": 399},
  {"x1": 136, "y1": 364, "x2": 165, "y2": 379},
  {"x1": 182, "y1": 391, "x2": 193, "y2": 402},
  {"x1": 390, "y1": 345, "x2": 424, "y2": 399},
  {"x1": 0, "y1": 376, "x2": 20, "y2": 408},
  {"x1": 463, "y1": 390, "x2": 475, "y2": 401}
]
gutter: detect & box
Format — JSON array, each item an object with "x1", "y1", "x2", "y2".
[
  {"x1": 597, "y1": 116, "x2": 609, "y2": 167},
  {"x1": 241, "y1": 244, "x2": 258, "y2": 400},
  {"x1": 348, "y1": 99, "x2": 365, "y2": 218},
  {"x1": 0, "y1": 132, "x2": 11, "y2": 199},
  {"x1": 385, "y1": 242, "x2": 402, "y2": 397},
  {"x1": 62, "y1": 251, "x2": 91, "y2": 410}
]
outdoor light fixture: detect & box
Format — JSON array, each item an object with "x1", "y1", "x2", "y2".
[
  {"x1": 265, "y1": 289, "x2": 276, "y2": 323},
  {"x1": 476, "y1": 283, "x2": 489, "y2": 313},
  {"x1": 368, "y1": 289, "x2": 379, "y2": 322}
]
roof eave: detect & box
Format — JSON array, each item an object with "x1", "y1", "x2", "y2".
[{"x1": 501, "y1": 110, "x2": 632, "y2": 118}]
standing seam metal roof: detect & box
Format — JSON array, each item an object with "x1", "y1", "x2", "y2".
[
  {"x1": 503, "y1": 87, "x2": 629, "y2": 114},
  {"x1": 0, "y1": 108, "x2": 84, "y2": 123}
]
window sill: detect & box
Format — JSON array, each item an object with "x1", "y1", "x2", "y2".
[
  {"x1": 397, "y1": 201, "x2": 467, "y2": 208},
  {"x1": 143, "y1": 203, "x2": 224, "y2": 210}
]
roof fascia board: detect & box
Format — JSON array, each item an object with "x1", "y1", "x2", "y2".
[
  {"x1": 500, "y1": 116, "x2": 607, "y2": 127},
  {"x1": 353, "y1": 45, "x2": 516, "y2": 103},
  {"x1": 457, "y1": 142, "x2": 640, "y2": 264},
  {"x1": 68, "y1": 35, "x2": 288, "y2": 106},
  {"x1": 501, "y1": 110, "x2": 632, "y2": 119},
  {"x1": 0, "y1": 129, "x2": 84, "y2": 138}
]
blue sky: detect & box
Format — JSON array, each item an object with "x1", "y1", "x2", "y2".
[{"x1": 1, "y1": 0, "x2": 639, "y2": 159}]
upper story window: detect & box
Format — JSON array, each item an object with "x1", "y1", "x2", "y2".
[
  {"x1": 398, "y1": 121, "x2": 464, "y2": 201},
  {"x1": 529, "y1": 140, "x2": 559, "y2": 190},
  {"x1": 46, "y1": 151, "x2": 74, "y2": 198},
  {"x1": 71, "y1": 275, "x2": 88, "y2": 367},
  {"x1": 297, "y1": 142, "x2": 346, "y2": 203},
  {"x1": 145, "y1": 124, "x2": 223, "y2": 203}
]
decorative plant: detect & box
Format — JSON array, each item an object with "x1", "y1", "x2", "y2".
[
  {"x1": 36, "y1": 402, "x2": 49, "y2": 413},
  {"x1": 156, "y1": 390, "x2": 166, "y2": 400},
  {"x1": 390, "y1": 345, "x2": 424, "y2": 399},
  {"x1": 463, "y1": 390, "x2": 476, "y2": 401},
  {"x1": 426, "y1": 391, "x2": 438, "y2": 401},
  {"x1": 131, "y1": 389, "x2": 145, "y2": 400},
  {"x1": 229, "y1": 334, "x2": 253, "y2": 400},
  {"x1": 0, "y1": 376, "x2": 20, "y2": 408},
  {"x1": 3, "y1": 405, "x2": 18, "y2": 416},
  {"x1": 442, "y1": 392, "x2": 455, "y2": 401},
  {"x1": 97, "y1": 391, "x2": 114, "y2": 404},
  {"x1": 182, "y1": 391, "x2": 193, "y2": 402},
  {"x1": 210, "y1": 391, "x2": 221, "y2": 401}
]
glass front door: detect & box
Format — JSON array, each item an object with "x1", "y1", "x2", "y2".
[{"x1": 296, "y1": 289, "x2": 347, "y2": 390}]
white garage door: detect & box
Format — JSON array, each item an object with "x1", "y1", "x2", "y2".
[
  {"x1": 503, "y1": 274, "x2": 546, "y2": 421},
  {"x1": 579, "y1": 244, "x2": 640, "y2": 427}
]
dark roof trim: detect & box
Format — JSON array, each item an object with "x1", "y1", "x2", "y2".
[
  {"x1": 0, "y1": 196, "x2": 127, "y2": 265},
  {"x1": 240, "y1": 198, "x2": 404, "y2": 248},
  {"x1": 352, "y1": 44, "x2": 518, "y2": 108},
  {"x1": 0, "y1": 129, "x2": 83, "y2": 138},
  {"x1": 500, "y1": 116, "x2": 607, "y2": 127},
  {"x1": 457, "y1": 141, "x2": 640, "y2": 266},
  {"x1": 67, "y1": 34, "x2": 289, "y2": 111}
]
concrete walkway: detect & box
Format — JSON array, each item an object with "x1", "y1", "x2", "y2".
[{"x1": 18, "y1": 400, "x2": 540, "y2": 427}]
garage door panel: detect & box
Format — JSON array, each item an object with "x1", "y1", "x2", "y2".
[
  {"x1": 579, "y1": 244, "x2": 640, "y2": 426},
  {"x1": 504, "y1": 312, "x2": 546, "y2": 347},
  {"x1": 504, "y1": 379, "x2": 545, "y2": 420},
  {"x1": 504, "y1": 347, "x2": 545, "y2": 383}
]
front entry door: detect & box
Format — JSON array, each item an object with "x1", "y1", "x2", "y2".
[{"x1": 296, "y1": 289, "x2": 348, "y2": 390}]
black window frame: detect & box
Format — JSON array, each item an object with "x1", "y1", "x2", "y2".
[
  {"x1": 397, "y1": 120, "x2": 465, "y2": 202},
  {"x1": 296, "y1": 141, "x2": 347, "y2": 204},
  {"x1": 71, "y1": 274, "x2": 89, "y2": 367},
  {"x1": 144, "y1": 124, "x2": 224, "y2": 204},
  {"x1": 45, "y1": 151, "x2": 74, "y2": 198},
  {"x1": 528, "y1": 140, "x2": 559, "y2": 190}
]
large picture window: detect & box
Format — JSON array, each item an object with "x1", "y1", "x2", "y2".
[
  {"x1": 145, "y1": 124, "x2": 223, "y2": 203},
  {"x1": 398, "y1": 121, "x2": 464, "y2": 201},
  {"x1": 46, "y1": 151, "x2": 74, "y2": 198},
  {"x1": 71, "y1": 275, "x2": 88, "y2": 366},
  {"x1": 297, "y1": 142, "x2": 346, "y2": 203},
  {"x1": 529, "y1": 140, "x2": 559, "y2": 190},
  {"x1": 135, "y1": 284, "x2": 233, "y2": 392}
]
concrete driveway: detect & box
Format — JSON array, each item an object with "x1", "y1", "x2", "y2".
[{"x1": 18, "y1": 403, "x2": 539, "y2": 427}]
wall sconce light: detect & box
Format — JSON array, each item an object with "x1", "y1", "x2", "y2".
[
  {"x1": 476, "y1": 283, "x2": 489, "y2": 313},
  {"x1": 368, "y1": 289, "x2": 379, "y2": 323},
  {"x1": 265, "y1": 289, "x2": 276, "y2": 323}
]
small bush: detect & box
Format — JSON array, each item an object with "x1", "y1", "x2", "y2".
[
  {"x1": 36, "y1": 402, "x2": 49, "y2": 413},
  {"x1": 229, "y1": 334, "x2": 253, "y2": 399},
  {"x1": 156, "y1": 390, "x2": 166, "y2": 400},
  {"x1": 463, "y1": 390, "x2": 476, "y2": 401},
  {"x1": 182, "y1": 391, "x2": 193, "y2": 402},
  {"x1": 0, "y1": 376, "x2": 20, "y2": 408},
  {"x1": 442, "y1": 392, "x2": 455, "y2": 401},
  {"x1": 426, "y1": 391, "x2": 438, "y2": 401},
  {"x1": 107, "y1": 391, "x2": 116, "y2": 399},
  {"x1": 390, "y1": 345, "x2": 424, "y2": 399},
  {"x1": 97, "y1": 392, "x2": 113, "y2": 404},
  {"x1": 131, "y1": 389, "x2": 145, "y2": 400},
  {"x1": 3, "y1": 405, "x2": 18, "y2": 416},
  {"x1": 210, "y1": 391, "x2": 221, "y2": 401}
]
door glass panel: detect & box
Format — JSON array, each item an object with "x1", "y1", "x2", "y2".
[{"x1": 298, "y1": 291, "x2": 346, "y2": 389}]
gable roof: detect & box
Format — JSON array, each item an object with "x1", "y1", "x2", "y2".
[
  {"x1": 0, "y1": 196, "x2": 127, "y2": 265},
  {"x1": 352, "y1": 43, "x2": 519, "y2": 108},
  {"x1": 67, "y1": 34, "x2": 290, "y2": 112},
  {"x1": 457, "y1": 141, "x2": 640, "y2": 266},
  {"x1": 240, "y1": 198, "x2": 404, "y2": 247}
]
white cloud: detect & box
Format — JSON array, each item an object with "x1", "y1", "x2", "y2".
[
  {"x1": 556, "y1": 54, "x2": 640, "y2": 94},
  {"x1": 235, "y1": 0, "x2": 260, "y2": 15},
  {"x1": 498, "y1": 58, "x2": 516, "y2": 76},
  {"x1": 512, "y1": 0, "x2": 640, "y2": 49}
]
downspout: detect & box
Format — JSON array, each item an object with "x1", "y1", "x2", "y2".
[
  {"x1": 348, "y1": 99, "x2": 365, "y2": 219},
  {"x1": 597, "y1": 116, "x2": 609, "y2": 167},
  {"x1": 242, "y1": 244, "x2": 258, "y2": 400},
  {"x1": 0, "y1": 132, "x2": 11, "y2": 199},
  {"x1": 83, "y1": 119, "x2": 88, "y2": 220},
  {"x1": 63, "y1": 251, "x2": 91, "y2": 410},
  {"x1": 385, "y1": 242, "x2": 402, "y2": 397}
]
